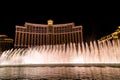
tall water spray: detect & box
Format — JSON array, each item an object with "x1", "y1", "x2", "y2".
[{"x1": 0, "y1": 39, "x2": 120, "y2": 65}]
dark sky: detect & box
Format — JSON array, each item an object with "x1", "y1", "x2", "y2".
[{"x1": 0, "y1": 15, "x2": 120, "y2": 42}]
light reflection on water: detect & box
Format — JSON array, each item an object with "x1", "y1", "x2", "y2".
[{"x1": 0, "y1": 66, "x2": 120, "y2": 80}]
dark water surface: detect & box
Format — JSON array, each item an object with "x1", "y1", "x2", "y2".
[{"x1": 0, "y1": 66, "x2": 120, "y2": 80}]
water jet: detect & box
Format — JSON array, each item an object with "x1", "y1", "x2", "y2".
[
  {"x1": 0, "y1": 39, "x2": 120, "y2": 67},
  {"x1": 0, "y1": 40, "x2": 120, "y2": 79}
]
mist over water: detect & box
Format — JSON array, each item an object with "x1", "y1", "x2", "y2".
[{"x1": 0, "y1": 39, "x2": 120, "y2": 65}]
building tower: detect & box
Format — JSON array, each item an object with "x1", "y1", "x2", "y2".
[
  {"x1": 14, "y1": 20, "x2": 83, "y2": 48},
  {"x1": 0, "y1": 35, "x2": 13, "y2": 52}
]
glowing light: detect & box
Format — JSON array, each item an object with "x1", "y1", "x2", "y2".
[
  {"x1": 47, "y1": 19, "x2": 53, "y2": 25},
  {"x1": 72, "y1": 57, "x2": 84, "y2": 63}
]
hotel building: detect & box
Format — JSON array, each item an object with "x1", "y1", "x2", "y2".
[
  {"x1": 98, "y1": 26, "x2": 120, "y2": 43},
  {"x1": 0, "y1": 35, "x2": 13, "y2": 52},
  {"x1": 14, "y1": 20, "x2": 83, "y2": 48}
]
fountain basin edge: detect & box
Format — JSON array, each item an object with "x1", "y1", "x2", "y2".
[{"x1": 0, "y1": 63, "x2": 120, "y2": 67}]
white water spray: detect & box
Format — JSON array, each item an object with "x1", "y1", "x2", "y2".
[{"x1": 0, "y1": 39, "x2": 120, "y2": 65}]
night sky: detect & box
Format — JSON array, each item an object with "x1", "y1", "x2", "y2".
[{"x1": 0, "y1": 15, "x2": 120, "y2": 42}]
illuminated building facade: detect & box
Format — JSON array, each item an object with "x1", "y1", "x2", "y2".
[
  {"x1": 0, "y1": 35, "x2": 13, "y2": 52},
  {"x1": 98, "y1": 26, "x2": 120, "y2": 43},
  {"x1": 14, "y1": 20, "x2": 83, "y2": 48}
]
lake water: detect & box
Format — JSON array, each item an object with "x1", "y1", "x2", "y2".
[{"x1": 0, "y1": 66, "x2": 120, "y2": 80}]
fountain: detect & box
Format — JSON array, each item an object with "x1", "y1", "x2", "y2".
[
  {"x1": 0, "y1": 39, "x2": 120, "y2": 79},
  {"x1": 0, "y1": 39, "x2": 120, "y2": 66}
]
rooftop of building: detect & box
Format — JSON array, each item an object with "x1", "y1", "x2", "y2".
[
  {"x1": 16, "y1": 19, "x2": 82, "y2": 28},
  {"x1": 0, "y1": 34, "x2": 13, "y2": 41}
]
